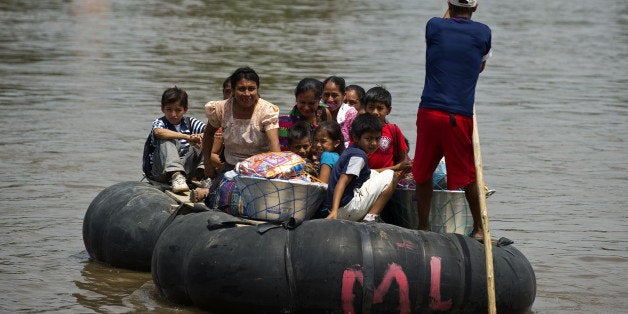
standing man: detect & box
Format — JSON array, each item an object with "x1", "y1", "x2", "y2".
[{"x1": 412, "y1": 0, "x2": 491, "y2": 239}]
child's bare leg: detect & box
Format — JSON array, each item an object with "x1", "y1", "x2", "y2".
[{"x1": 367, "y1": 174, "x2": 399, "y2": 215}]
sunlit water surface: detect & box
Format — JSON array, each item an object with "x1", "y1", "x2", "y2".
[{"x1": 0, "y1": 0, "x2": 626, "y2": 312}]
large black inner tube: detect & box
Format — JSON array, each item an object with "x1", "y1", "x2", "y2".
[
  {"x1": 152, "y1": 211, "x2": 536, "y2": 313},
  {"x1": 82, "y1": 181, "x2": 176, "y2": 271}
]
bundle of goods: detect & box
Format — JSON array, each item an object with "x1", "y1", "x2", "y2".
[{"x1": 232, "y1": 152, "x2": 327, "y2": 223}]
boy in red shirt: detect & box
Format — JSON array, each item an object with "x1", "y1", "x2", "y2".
[{"x1": 363, "y1": 86, "x2": 412, "y2": 174}]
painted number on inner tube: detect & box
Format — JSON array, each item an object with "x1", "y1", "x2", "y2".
[{"x1": 341, "y1": 256, "x2": 451, "y2": 313}]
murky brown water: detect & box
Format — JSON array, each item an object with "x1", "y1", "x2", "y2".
[{"x1": 1, "y1": 0, "x2": 626, "y2": 312}]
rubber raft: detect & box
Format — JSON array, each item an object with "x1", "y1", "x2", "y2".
[{"x1": 83, "y1": 182, "x2": 536, "y2": 313}]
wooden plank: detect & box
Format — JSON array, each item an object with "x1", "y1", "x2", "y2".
[{"x1": 164, "y1": 190, "x2": 193, "y2": 205}]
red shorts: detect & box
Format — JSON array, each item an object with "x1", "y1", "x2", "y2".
[{"x1": 411, "y1": 108, "x2": 476, "y2": 190}]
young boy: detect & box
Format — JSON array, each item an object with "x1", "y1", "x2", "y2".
[
  {"x1": 325, "y1": 114, "x2": 398, "y2": 222},
  {"x1": 288, "y1": 121, "x2": 319, "y2": 179},
  {"x1": 363, "y1": 86, "x2": 412, "y2": 174},
  {"x1": 287, "y1": 121, "x2": 313, "y2": 160},
  {"x1": 142, "y1": 86, "x2": 206, "y2": 193}
]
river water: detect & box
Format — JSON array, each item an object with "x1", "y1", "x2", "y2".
[{"x1": 0, "y1": 0, "x2": 626, "y2": 313}]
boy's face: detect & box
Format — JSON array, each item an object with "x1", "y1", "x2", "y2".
[
  {"x1": 162, "y1": 102, "x2": 187, "y2": 125},
  {"x1": 222, "y1": 82, "x2": 232, "y2": 100},
  {"x1": 365, "y1": 102, "x2": 390, "y2": 122},
  {"x1": 354, "y1": 131, "x2": 381, "y2": 154},
  {"x1": 289, "y1": 137, "x2": 312, "y2": 159}
]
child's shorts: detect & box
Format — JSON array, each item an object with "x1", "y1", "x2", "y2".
[{"x1": 337, "y1": 169, "x2": 395, "y2": 221}]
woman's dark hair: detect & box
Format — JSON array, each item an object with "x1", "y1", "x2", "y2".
[
  {"x1": 294, "y1": 78, "x2": 324, "y2": 99},
  {"x1": 351, "y1": 113, "x2": 382, "y2": 139},
  {"x1": 230, "y1": 66, "x2": 260, "y2": 89},
  {"x1": 345, "y1": 84, "x2": 366, "y2": 103},
  {"x1": 315, "y1": 120, "x2": 345, "y2": 155},
  {"x1": 322, "y1": 76, "x2": 346, "y2": 93},
  {"x1": 161, "y1": 86, "x2": 188, "y2": 109}
]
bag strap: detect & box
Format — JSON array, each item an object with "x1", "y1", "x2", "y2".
[{"x1": 392, "y1": 124, "x2": 401, "y2": 163}]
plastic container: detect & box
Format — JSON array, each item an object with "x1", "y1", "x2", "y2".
[{"x1": 233, "y1": 174, "x2": 327, "y2": 223}]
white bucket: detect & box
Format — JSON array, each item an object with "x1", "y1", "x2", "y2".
[{"x1": 383, "y1": 189, "x2": 473, "y2": 235}]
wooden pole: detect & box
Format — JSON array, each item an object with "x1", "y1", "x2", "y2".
[{"x1": 472, "y1": 109, "x2": 497, "y2": 314}]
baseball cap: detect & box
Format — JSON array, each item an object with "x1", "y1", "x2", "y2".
[{"x1": 448, "y1": 0, "x2": 477, "y2": 7}]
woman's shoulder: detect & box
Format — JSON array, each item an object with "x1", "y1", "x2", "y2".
[
  {"x1": 257, "y1": 98, "x2": 279, "y2": 110},
  {"x1": 205, "y1": 99, "x2": 230, "y2": 126},
  {"x1": 344, "y1": 106, "x2": 358, "y2": 120},
  {"x1": 205, "y1": 99, "x2": 229, "y2": 115},
  {"x1": 205, "y1": 99, "x2": 228, "y2": 108},
  {"x1": 256, "y1": 98, "x2": 280, "y2": 117},
  {"x1": 255, "y1": 98, "x2": 280, "y2": 127}
]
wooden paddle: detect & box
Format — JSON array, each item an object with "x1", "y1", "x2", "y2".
[{"x1": 472, "y1": 108, "x2": 497, "y2": 314}]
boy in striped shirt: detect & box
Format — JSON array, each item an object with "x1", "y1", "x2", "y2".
[{"x1": 143, "y1": 86, "x2": 206, "y2": 192}]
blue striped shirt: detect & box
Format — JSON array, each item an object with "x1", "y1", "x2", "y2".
[{"x1": 150, "y1": 116, "x2": 206, "y2": 155}]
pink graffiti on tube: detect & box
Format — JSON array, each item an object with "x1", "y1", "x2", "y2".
[
  {"x1": 341, "y1": 263, "x2": 410, "y2": 314},
  {"x1": 395, "y1": 239, "x2": 416, "y2": 250},
  {"x1": 341, "y1": 256, "x2": 453, "y2": 313},
  {"x1": 429, "y1": 256, "x2": 452, "y2": 311}
]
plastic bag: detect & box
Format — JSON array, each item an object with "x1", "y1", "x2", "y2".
[
  {"x1": 433, "y1": 158, "x2": 447, "y2": 190},
  {"x1": 235, "y1": 152, "x2": 306, "y2": 179}
]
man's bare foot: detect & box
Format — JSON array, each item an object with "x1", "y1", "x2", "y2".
[
  {"x1": 470, "y1": 229, "x2": 484, "y2": 241},
  {"x1": 417, "y1": 225, "x2": 431, "y2": 232}
]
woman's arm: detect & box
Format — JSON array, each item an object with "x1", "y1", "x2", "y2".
[
  {"x1": 210, "y1": 135, "x2": 224, "y2": 170},
  {"x1": 266, "y1": 128, "x2": 281, "y2": 152},
  {"x1": 202, "y1": 124, "x2": 219, "y2": 178}
]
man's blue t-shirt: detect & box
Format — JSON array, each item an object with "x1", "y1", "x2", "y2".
[
  {"x1": 420, "y1": 16, "x2": 492, "y2": 117},
  {"x1": 324, "y1": 145, "x2": 371, "y2": 208}
]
